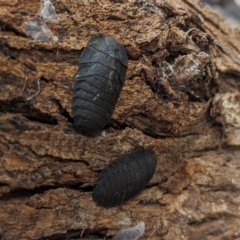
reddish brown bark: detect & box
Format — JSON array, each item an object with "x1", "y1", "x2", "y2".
[{"x1": 0, "y1": 0, "x2": 240, "y2": 239}]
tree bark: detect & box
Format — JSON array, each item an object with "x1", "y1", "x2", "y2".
[{"x1": 0, "y1": 0, "x2": 240, "y2": 239}]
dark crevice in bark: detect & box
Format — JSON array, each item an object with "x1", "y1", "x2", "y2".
[
  {"x1": 1, "y1": 34, "x2": 81, "y2": 62},
  {"x1": 38, "y1": 228, "x2": 110, "y2": 240},
  {"x1": 187, "y1": 214, "x2": 239, "y2": 227},
  {"x1": 0, "y1": 101, "x2": 59, "y2": 125},
  {"x1": 188, "y1": 145, "x2": 220, "y2": 153},
  {"x1": 106, "y1": 119, "x2": 170, "y2": 139},
  {"x1": 138, "y1": 200, "x2": 166, "y2": 206},
  {"x1": 142, "y1": 130, "x2": 161, "y2": 138},
  {"x1": 42, "y1": 155, "x2": 90, "y2": 167},
  {"x1": 0, "y1": 99, "x2": 31, "y2": 113},
  {"x1": 0, "y1": 183, "x2": 8, "y2": 187},
  {"x1": 0, "y1": 21, "x2": 26, "y2": 38},
  {"x1": 79, "y1": 184, "x2": 94, "y2": 192},
  {"x1": 221, "y1": 73, "x2": 240, "y2": 86},
  {"x1": 0, "y1": 184, "x2": 88, "y2": 200},
  {"x1": 18, "y1": 11, "x2": 39, "y2": 17},
  {"x1": 23, "y1": 113, "x2": 58, "y2": 125},
  {"x1": 106, "y1": 117, "x2": 222, "y2": 143},
  {"x1": 105, "y1": 120, "x2": 128, "y2": 131},
  {"x1": 54, "y1": 99, "x2": 74, "y2": 124},
  {"x1": 0, "y1": 45, "x2": 17, "y2": 60},
  {"x1": 204, "y1": 186, "x2": 240, "y2": 192},
  {"x1": 107, "y1": 117, "x2": 170, "y2": 139},
  {"x1": 220, "y1": 146, "x2": 240, "y2": 152}
]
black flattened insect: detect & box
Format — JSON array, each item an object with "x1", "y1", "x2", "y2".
[
  {"x1": 72, "y1": 33, "x2": 128, "y2": 136},
  {"x1": 92, "y1": 149, "x2": 157, "y2": 207}
]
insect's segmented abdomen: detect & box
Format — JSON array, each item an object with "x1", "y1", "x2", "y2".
[
  {"x1": 92, "y1": 149, "x2": 157, "y2": 207},
  {"x1": 72, "y1": 34, "x2": 128, "y2": 136}
]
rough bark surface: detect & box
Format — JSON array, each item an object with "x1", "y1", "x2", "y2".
[{"x1": 0, "y1": 0, "x2": 240, "y2": 239}]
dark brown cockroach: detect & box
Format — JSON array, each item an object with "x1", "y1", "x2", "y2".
[
  {"x1": 72, "y1": 33, "x2": 128, "y2": 136},
  {"x1": 92, "y1": 149, "x2": 157, "y2": 207}
]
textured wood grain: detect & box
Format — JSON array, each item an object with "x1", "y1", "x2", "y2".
[{"x1": 0, "y1": 0, "x2": 240, "y2": 239}]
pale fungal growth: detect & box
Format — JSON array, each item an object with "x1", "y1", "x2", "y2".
[
  {"x1": 101, "y1": 130, "x2": 106, "y2": 137},
  {"x1": 26, "y1": 20, "x2": 51, "y2": 42},
  {"x1": 53, "y1": 35, "x2": 59, "y2": 42},
  {"x1": 162, "y1": 60, "x2": 174, "y2": 77},
  {"x1": 113, "y1": 221, "x2": 145, "y2": 240},
  {"x1": 26, "y1": 0, "x2": 60, "y2": 42},
  {"x1": 40, "y1": 0, "x2": 59, "y2": 23},
  {"x1": 185, "y1": 59, "x2": 200, "y2": 76}
]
